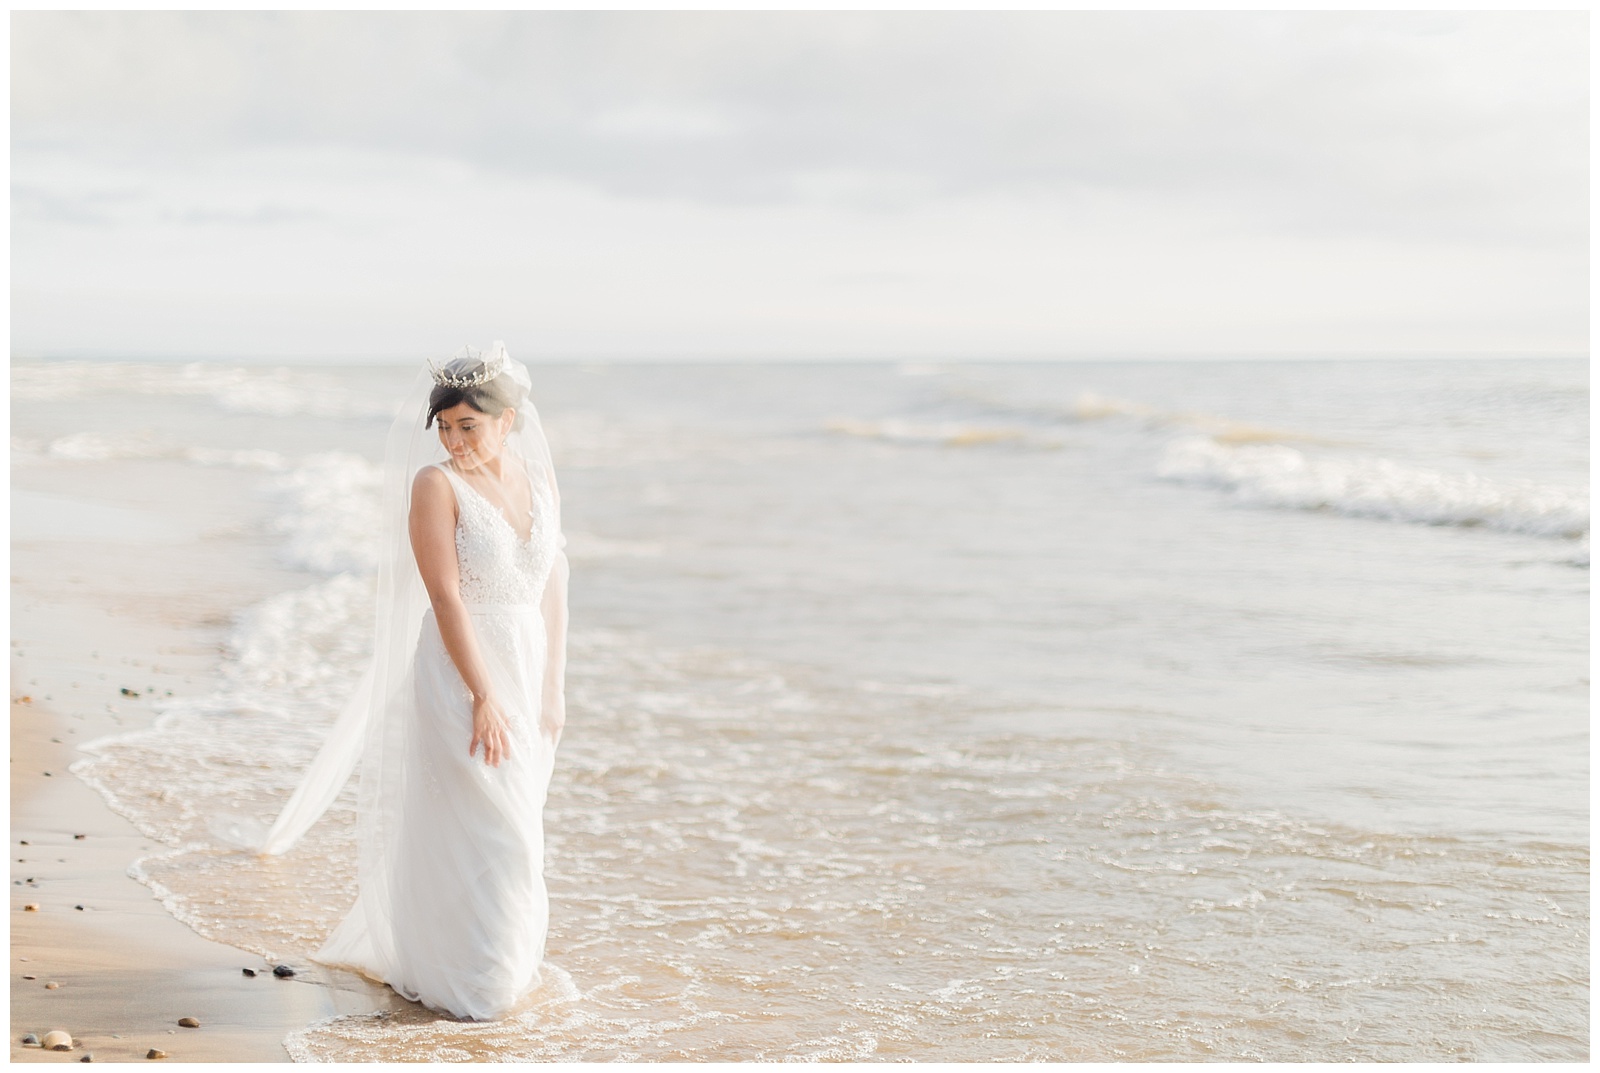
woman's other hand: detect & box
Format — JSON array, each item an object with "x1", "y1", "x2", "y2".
[
  {"x1": 540, "y1": 701, "x2": 565, "y2": 747},
  {"x1": 470, "y1": 695, "x2": 512, "y2": 767}
]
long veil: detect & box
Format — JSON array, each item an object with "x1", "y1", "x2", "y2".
[{"x1": 259, "y1": 342, "x2": 567, "y2": 859}]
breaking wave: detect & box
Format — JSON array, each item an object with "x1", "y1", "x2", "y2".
[
  {"x1": 1158, "y1": 435, "x2": 1589, "y2": 542},
  {"x1": 824, "y1": 418, "x2": 1064, "y2": 450},
  {"x1": 11, "y1": 360, "x2": 394, "y2": 418},
  {"x1": 11, "y1": 431, "x2": 291, "y2": 470}
]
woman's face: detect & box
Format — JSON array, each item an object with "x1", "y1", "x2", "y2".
[{"x1": 435, "y1": 402, "x2": 515, "y2": 471}]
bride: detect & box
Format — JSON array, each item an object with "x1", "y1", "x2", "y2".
[{"x1": 256, "y1": 342, "x2": 569, "y2": 1021}]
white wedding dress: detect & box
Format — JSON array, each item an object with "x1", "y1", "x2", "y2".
[{"x1": 314, "y1": 460, "x2": 563, "y2": 1021}]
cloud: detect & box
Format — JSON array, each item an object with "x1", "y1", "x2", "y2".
[
  {"x1": 12, "y1": 10, "x2": 1586, "y2": 241},
  {"x1": 590, "y1": 102, "x2": 744, "y2": 143},
  {"x1": 8, "y1": 11, "x2": 1587, "y2": 359},
  {"x1": 165, "y1": 204, "x2": 323, "y2": 227},
  {"x1": 12, "y1": 185, "x2": 141, "y2": 226}
]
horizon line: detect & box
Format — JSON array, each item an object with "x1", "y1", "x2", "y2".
[{"x1": 9, "y1": 349, "x2": 1590, "y2": 366}]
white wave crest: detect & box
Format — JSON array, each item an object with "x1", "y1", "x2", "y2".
[
  {"x1": 227, "y1": 573, "x2": 374, "y2": 695},
  {"x1": 269, "y1": 452, "x2": 384, "y2": 574},
  {"x1": 1158, "y1": 436, "x2": 1588, "y2": 540},
  {"x1": 825, "y1": 418, "x2": 1063, "y2": 449},
  {"x1": 11, "y1": 431, "x2": 290, "y2": 470},
  {"x1": 11, "y1": 361, "x2": 392, "y2": 418}
]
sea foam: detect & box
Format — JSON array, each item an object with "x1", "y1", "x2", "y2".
[
  {"x1": 11, "y1": 431, "x2": 291, "y2": 470},
  {"x1": 268, "y1": 452, "x2": 385, "y2": 574},
  {"x1": 11, "y1": 360, "x2": 393, "y2": 418},
  {"x1": 1157, "y1": 435, "x2": 1589, "y2": 542}
]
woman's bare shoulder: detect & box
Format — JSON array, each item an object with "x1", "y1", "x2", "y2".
[
  {"x1": 411, "y1": 464, "x2": 456, "y2": 511},
  {"x1": 413, "y1": 462, "x2": 450, "y2": 488}
]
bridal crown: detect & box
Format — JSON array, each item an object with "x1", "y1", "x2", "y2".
[{"x1": 429, "y1": 347, "x2": 506, "y2": 389}]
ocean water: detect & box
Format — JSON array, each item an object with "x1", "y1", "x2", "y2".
[{"x1": 14, "y1": 356, "x2": 1587, "y2": 1061}]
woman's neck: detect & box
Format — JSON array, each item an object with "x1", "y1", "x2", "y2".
[{"x1": 451, "y1": 452, "x2": 510, "y2": 482}]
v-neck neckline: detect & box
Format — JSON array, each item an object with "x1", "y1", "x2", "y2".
[{"x1": 441, "y1": 462, "x2": 536, "y2": 545}]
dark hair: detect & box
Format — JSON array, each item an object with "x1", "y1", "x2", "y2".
[{"x1": 425, "y1": 358, "x2": 525, "y2": 431}]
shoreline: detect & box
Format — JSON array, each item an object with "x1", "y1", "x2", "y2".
[{"x1": 10, "y1": 460, "x2": 400, "y2": 1062}]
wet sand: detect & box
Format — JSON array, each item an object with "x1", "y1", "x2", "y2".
[{"x1": 9, "y1": 462, "x2": 403, "y2": 1062}]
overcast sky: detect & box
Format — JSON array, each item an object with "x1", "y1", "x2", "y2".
[{"x1": 10, "y1": 10, "x2": 1588, "y2": 361}]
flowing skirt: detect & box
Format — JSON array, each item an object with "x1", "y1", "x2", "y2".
[{"x1": 315, "y1": 604, "x2": 556, "y2": 1021}]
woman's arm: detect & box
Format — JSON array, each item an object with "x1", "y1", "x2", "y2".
[{"x1": 410, "y1": 466, "x2": 510, "y2": 767}]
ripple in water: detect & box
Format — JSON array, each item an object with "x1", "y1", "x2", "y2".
[{"x1": 77, "y1": 621, "x2": 1588, "y2": 1062}]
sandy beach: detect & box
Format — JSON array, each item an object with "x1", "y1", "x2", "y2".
[
  {"x1": 10, "y1": 357, "x2": 1588, "y2": 1061},
  {"x1": 10, "y1": 460, "x2": 402, "y2": 1062}
]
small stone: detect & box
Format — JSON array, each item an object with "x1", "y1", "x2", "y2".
[
  {"x1": 23, "y1": 974, "x2": 36, "y2": 980},
  {"x1": 177, "y1": 1017, "x2": 199, "y2": 1029},
  {"x1": 23, "y1": 903, "x2": 38, "y2": 911},
  {"x1": 19, "y1": 840, "x2": 28, "y2": 846},
  {"x1": 241, "y1": 968, "x2": 256, "y2": 977},
  {"x1": 75, "y1": 905, "x2": 85, "y2": 911},
  {"x1": 74, "y1": 834, "x2": 86, "y2": 840},
  {"x1": 20, "y1": 1033, "x2": 39, "y2": 1046},
  {"x1": 146, "y1": 1049, "x2": 166, "y2": 1060},
  {"x1": 43, "y1": 772, "x2": 52, "y2": 777},
  {"x1": 45, "y1": 981, "x2": 60, "y2": 989},
  {"x1": 42, "y1": 1029, "x2": 72, "y2": 1050},
  {"x1": 272, "y1": 964, "x2": 295, "y2": 978},
  {"x1": 80, "y1": 1054, "x2": 93, "y2": 1063}
]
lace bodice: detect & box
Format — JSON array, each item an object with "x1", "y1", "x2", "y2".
[{"x1": 433, "y1": 462, "x2": 558, "y2": 606}]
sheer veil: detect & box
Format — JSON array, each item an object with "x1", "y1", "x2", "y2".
[{"x1": 259, "y1": 341, "x2": 567, "y2": 859}]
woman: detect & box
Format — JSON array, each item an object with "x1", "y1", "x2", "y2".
[{"x1": 258, "y1": 342, "x2": 569, "y2": 1021}]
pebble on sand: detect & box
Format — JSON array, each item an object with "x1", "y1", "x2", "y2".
[
  {"x1": 241, "y1": 968, "x2": 256, "y2": 977},
  {"x1": 20, "y1": 1033, "x2": 39, "y2": 1046},
  {"x1": 146, "y1": 1049, "x2": 167, "y2": 1060},
  {"x1": 79, "y1": 1054, "x2": 93, "y2": 1063},
  {"x1": 177, "y1": 1018, "x2": 199, "y2": 1029},
  {"x1": 74, "y1": 834, "x2": 86, "y2": 840},
  {"x1": 24, "y1": 903, "x2": 39, "y2": 911},
  {"x1": 45, "y1": 981, "x2": 60, "y2": 989},
  {"x1": 41, "y1": 1030, "x2": 72, "y2": 1051},
  {"x1": 272, "y1": 965, "x2": 296, "y2": 978}
]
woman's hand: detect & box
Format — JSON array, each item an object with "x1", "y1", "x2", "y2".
[
  {"x1": 470, "y1": 695, "x2": 512, "y2": 767},
  {"x1": 540, "y1": 701, "x2": 565, "y2": 747}
]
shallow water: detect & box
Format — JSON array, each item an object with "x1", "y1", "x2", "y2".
[{"x1": 15, "y1": 356, "x2": 1587, "y2": 1061}]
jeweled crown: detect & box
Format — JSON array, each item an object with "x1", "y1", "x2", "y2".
[{"x1": 428, "y1": 346, "x2": 506, "y2": 389}]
